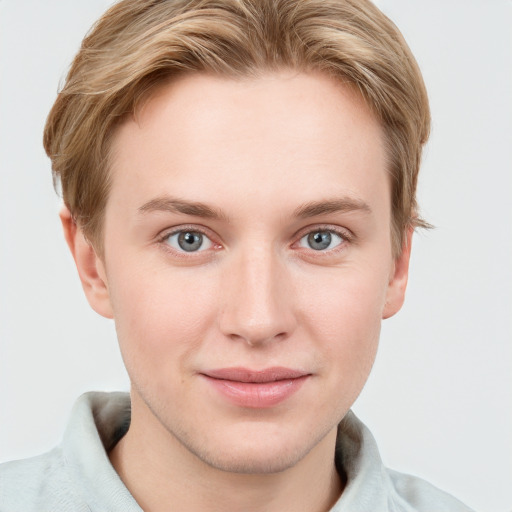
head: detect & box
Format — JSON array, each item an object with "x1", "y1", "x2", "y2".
[
  {"x1": 44, "y1": 0, "x2": 430, "y2": 258},
  {"x1": 44, "y1": 0, "x2": 430, "y2": 476}
]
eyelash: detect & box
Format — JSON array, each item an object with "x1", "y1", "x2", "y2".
[{"x1": 156, "y1": 224, "x2": 353, "y2": 257}]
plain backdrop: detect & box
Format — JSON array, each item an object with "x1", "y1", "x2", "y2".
[{"x1": 0, "y1": 1, "x2": 510, "y2": 511}]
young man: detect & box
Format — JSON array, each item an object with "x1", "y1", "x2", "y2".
[{"x1": 0, "y1": 0, "x2": 475, "y2": 510}]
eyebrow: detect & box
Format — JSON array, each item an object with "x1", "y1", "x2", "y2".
[
  {"x1": 138, "y1": 196, "x2": 229, "y2": 221},
  {"x1": 293, "y1": 197, "x2": 372, "y2": 218},
  {"x1": 138, "y1": 195, "x2": 371, "y2": 221}
]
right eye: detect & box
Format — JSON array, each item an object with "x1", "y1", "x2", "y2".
[{"x1": 164, "y1": 230, "x2": 213, "y2": 252}]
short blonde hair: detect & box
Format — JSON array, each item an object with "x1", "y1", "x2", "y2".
[{"x1": 44, "y1": 0, "x2": 430, "y2": 256}]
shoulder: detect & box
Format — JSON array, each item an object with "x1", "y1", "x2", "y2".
[
  {"x1": 0, "y1": 449, "x2": 89, "y2": 512},
  {"x1": 0, "y1": 392, "x2": 135, "y2": 512},
  {"x1": 334, "y1": 412, "x2": 476, "y2": 512},
  {"x1": 386, "y1": 469, "x2": 475, "y2": 512}
]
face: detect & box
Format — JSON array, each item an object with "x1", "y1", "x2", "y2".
[{"x1": 69, "y1": 70, "x2": 411, "y2": 474}]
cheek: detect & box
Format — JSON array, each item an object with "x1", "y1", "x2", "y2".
[
  {"x1": 300, "y1": 266, "x2": 388, "y2": 375},
  {"x1": 108, "y1": 265, "x2": 219, "y2": 377}
]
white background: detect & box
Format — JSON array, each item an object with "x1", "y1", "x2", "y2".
[{"x1": 0, "y1": 1, "x2": 510, "y2": 511}]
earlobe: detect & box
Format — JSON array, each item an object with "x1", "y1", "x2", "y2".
[
  {"x1": 59, "y1": 206, "x2": 114, "y2": 319},
  {"x1": 382, "y1": 228, "x2": 413, "y2": 320}
]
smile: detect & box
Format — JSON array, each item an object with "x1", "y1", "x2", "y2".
[{"x1": 201, "y1": 367, "x2": 311, "y2": 408}]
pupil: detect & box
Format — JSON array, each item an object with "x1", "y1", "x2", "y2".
[
  {"x1": 178, "y1": 232, "x2": 202, "y2": 252},
  {"x1": 308, "y1": 231, "x2": 331, "y2": 250}
]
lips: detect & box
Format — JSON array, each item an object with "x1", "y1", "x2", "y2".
[{"x1": 201, "y1": 367, "x2": 310, "y2": 408}]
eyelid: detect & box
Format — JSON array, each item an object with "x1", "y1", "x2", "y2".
[
  {"x1": 293, "y1": 224, "x2": 353, "y2": 243},
  {"x1": 157, "y1": 223, "x2": 216, "y2": 240}
]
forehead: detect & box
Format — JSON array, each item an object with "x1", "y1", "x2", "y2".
[{"x1": 108, "y1": 70, "x2": 388, "y2": 217}]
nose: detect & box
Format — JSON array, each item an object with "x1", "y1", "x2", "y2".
[{"x1": 218, "y1": 246, "x2": 297, "y2": 347}]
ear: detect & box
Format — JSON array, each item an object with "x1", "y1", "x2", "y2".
[
  {"x1": 382, "y1": 228, "x2": 413, "y2": 320},
  {"x1": 60, "y1": 205, "x2": 114, "y2": 319}
]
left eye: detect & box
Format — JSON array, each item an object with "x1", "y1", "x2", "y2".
[
  {"x1": 299, "y1": 230, "x2": 344, "y2": 251},
  {"x1": 164, "y1": 231, "x2": 213, "y2": 252}
]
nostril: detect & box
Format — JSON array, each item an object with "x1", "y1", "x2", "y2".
[{"x1": 229, "y1": 330, "x2": 289, "y2": 347}]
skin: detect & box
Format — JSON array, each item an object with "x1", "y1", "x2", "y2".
[{"x1": 62, "y1": 70, "x2": 412, "y2": 512}]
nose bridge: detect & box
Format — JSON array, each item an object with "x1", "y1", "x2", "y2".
[{"x1": 219, "y1": 243, "x2": 295, "y2": 345}]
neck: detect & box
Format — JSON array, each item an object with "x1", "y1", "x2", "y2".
[{"x1": 109, "y1": 395, "x2": 344, "y2": 512}]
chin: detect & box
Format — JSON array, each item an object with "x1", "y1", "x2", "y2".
[
  {"x1": 191, "y1": 443, "x2": 307, "y2": 475},
  {"x1": 174, "y1": 421, "x2": 330, "y2": 475}
]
